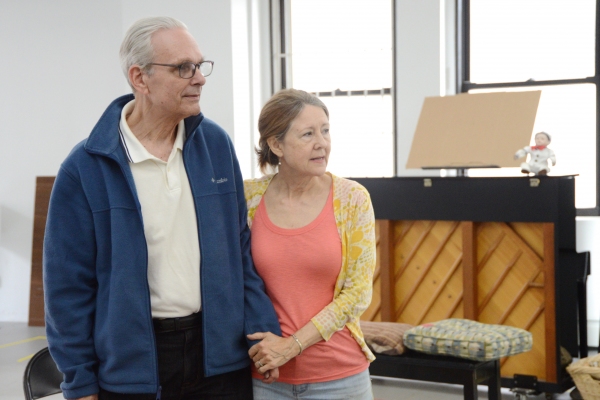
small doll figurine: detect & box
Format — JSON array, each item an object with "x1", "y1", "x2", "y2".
[{"x1": 514, "y1": 131, "x2": 556, "y2": 175}]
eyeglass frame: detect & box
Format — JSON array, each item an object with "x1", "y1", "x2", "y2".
[{"x1": 147, "y1": 60, "x2": 214, "y2": 79}]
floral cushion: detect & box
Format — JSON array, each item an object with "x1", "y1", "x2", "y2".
[
  {"x1": 403, "y1": 318, "x2": 533, "y2": 361},
  {"x1": 361, "y1": 321, "x2": 414, "y2": 355}
]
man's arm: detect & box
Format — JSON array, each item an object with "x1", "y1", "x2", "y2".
[{"x1": 44, "y1": 167, "x2": 100, "y2": 399}]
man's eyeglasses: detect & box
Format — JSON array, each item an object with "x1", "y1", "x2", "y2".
[{"x1": 148, "y1": 61, "x2": 214, "y2": 79}]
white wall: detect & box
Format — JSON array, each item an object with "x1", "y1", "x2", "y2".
[
  {"x1": 0, "y1": 0, "x2": 124, "y2": 321},
  {"x1": 2, "y1": 1, "x2": 600, "y2": 350}
]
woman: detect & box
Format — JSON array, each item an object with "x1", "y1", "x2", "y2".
[{"x1": 244, "y1": 88, "x2": 376, "y2": 399}]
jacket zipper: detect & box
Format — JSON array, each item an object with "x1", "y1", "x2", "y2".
[
  {"x1": 114, "y1": 157, "x2": 160, "y2": 395},
  {"x1": 182, "y1": 141, "x2": 208, "y2": 376}
]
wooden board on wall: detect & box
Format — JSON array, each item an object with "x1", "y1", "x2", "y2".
[{"x1": 29, "y1": 176, "x2": 55, "y2": 326}]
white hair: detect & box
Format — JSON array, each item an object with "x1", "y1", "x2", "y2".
[{"x1": 119, "y1": 16, "x2": 188, "y2": 89}]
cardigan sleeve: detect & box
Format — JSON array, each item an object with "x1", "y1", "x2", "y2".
[
  {"x1": 243, "y1": 175, "x2": 273, "y2": 228},
  {"x1": 311, "y1": 183, "x2": 376, "y2": 340}
]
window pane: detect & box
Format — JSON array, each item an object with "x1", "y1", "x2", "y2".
[
  {"x1": 470, "y1": 1, "x2": 595, "y2": 83},
  {"x1": 288, "y1": 0, "x2": 394, "y2": 178},
  {"x1": 290, "y1": 0, "x2": 393, "y2": 91},
  {"x1": 467, "y1": 85, "x2": 597, "y2": 209},
  {"x1": 322, "y1": 95, "x2": 394, "y2": 177}
]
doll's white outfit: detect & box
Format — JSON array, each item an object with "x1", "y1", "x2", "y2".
[{"x1": 515, "y1": 146, "x2": 556, "y2": 174}]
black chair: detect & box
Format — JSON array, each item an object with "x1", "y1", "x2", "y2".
[{"x1": 23, "y1": 347, "x2": 63, "y2": 400}]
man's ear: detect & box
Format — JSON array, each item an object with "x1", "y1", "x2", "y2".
[
  {"x1": 267, "y1": 136, "x2": 284, "y2": 158},
  {"x1": 129, "y1": 65, "x2": 149, "y2": 95}
]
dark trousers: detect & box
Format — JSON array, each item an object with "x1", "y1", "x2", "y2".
[{"x1": 99, "y1": 313, "x2": 253, "y2": 400}]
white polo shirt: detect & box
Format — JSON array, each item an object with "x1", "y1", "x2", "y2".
[{"x1": 119, "y1": 100, "x2": 201, "y2": 318}]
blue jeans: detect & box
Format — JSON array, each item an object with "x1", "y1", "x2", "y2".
[
  {"x1": 252, "y1": 368, "x2": 372, "y2": 400},
  {"x1": 99, "y1": 313, "x2": 252, "y2": 400}
]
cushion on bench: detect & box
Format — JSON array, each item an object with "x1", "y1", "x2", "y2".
[
  {"x1": 360, "y1": 321, "x2": 414, "y2": 355},
  {"x1": 403, "y1": 318, "x2": 532, "y2": 361}
]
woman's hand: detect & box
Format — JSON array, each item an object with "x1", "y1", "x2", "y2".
[
  {"x1": 248, "y1": 323, "x2": 322, "y2": 383},
  {"x1": 247, "y1": 332, "x2": 299, "y2": 373}
]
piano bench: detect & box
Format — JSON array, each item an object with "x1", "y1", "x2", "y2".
[{"x1": 369, "y1": 350, "x2": 501, "y2": 400}]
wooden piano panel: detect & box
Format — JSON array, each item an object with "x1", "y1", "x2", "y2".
[
  {"x1": 476, "y1": 222, "x2": 548, "y2": 381},
  {"x1": 393, "y1": 220, "x2": 463, "y2": 324},
  {"x1": 362, "y1": 219, "x2": 555, "y2": 383}
]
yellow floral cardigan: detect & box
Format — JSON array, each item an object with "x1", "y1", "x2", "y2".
[{"x1": 244, "y1": 173, "x2": 376, "y2": 362}]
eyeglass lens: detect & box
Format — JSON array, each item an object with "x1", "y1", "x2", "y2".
[
  {"x1": 180, "y1": 62, "x2": 213, "y2": 78},
  {"x1": 199, "y1": 62, "x2": 213, "y2": 77}
]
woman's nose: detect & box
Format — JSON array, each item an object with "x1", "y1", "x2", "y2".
[{"x1": 314, "y1": 133, "x2": 326, "y2": 147}]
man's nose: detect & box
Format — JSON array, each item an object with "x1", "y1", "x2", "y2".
[{"x1": 191, "y1": 69, "x2": 206, "y2": 85}]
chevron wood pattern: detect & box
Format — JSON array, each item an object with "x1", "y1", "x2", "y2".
[{"x1": 363, "y1": 219, "x2": 556, "y2": 383}]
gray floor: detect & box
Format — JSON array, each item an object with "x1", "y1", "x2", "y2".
[{"x1": 0, "y1": 321, "x2": 578, "y2": 400}]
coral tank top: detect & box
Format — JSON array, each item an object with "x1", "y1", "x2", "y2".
[{"x1": 250, "y1": 186, "x2": 368, "y2": 383}]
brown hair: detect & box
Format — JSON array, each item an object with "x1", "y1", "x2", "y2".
[{"x1": 256, "y1": 88, "x2": 329, "y2": 173}]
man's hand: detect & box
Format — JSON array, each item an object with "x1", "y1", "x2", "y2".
[
  {"x1": 76, "y1": 395, "x2": 98, "y2": 400},
  {"x1": 261, "y1": 367, "x2": 279, "y2": 384}
]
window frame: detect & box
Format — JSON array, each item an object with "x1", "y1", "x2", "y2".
[
  {"x1": 456, "y1": 0, "x2": 600, "y2": 215},
  {"x1": 270, "y1": 0, "x2": 398, "y2": 176}
]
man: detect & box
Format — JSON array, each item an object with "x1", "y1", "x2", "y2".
[{"x1": 44, "y1": 16, "x2": 280, "y2": 400}]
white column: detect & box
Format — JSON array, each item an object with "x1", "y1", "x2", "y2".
[{"x1": 395, "y1": 0, "x2": 446, "y2": 176}]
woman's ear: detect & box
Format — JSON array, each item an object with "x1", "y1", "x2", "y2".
[{"x1": 267, "y1": 136, "x2": 284, "y2": 158}]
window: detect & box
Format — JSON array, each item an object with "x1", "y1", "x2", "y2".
[
  {"x1": 458, "y1": 0, "x2": 599, "y2": 212},
  {"x1": 271, "y1": 0, "x2": 395, "y2": 177}
]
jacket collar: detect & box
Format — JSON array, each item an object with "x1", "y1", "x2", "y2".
[{"x1": 84, "y1": 93, "x2": 205, "y2": 160}]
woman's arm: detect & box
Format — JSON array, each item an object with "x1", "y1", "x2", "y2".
[
  {"x1": 311, "y1": 185, "x2": 376, "y2": 340},
  {"x1": 247, "y1": 320, "x2": 321, "y2": 372}
]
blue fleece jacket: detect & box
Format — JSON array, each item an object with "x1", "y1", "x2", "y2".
[{"x1": 43, "y1": 94, "x2": 280, "y2": 399}]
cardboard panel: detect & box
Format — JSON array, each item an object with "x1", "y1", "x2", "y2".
[{"x1": 406, "y1": 91, "x2": 541, "y2": 169}]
